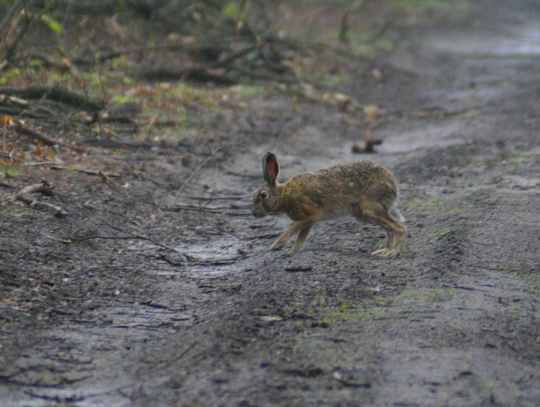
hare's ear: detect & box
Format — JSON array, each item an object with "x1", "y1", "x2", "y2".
[{"x1": 262, "y1": 152, "x2": 279, "y2": 187}]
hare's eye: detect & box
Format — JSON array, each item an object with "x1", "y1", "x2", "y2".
[{"x1": 260, "y1": 191, "x2": 268, "y2": 199}]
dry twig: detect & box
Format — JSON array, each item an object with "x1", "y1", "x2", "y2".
[
  {"x1": 177, "y1": 148, "x2": 221, "y2": 194},
  {"x1": 12, "y1": 181, "x2": 53, "y2": 198},
  {"x1": 10, "y1": 181, "x2": 68, "y2": 217},
  {"x1": 50, "y1": 165, "x2": 120, "y2": 178},
  {"x1": 12, "y1": 122, "x2": 72, "y2": 148},
  {"x1": 0, "y1": 85, "x2": 104, "y2": 111},
  {"x1": 0, "y1": 1, "x2": 32, "y2": 71}
]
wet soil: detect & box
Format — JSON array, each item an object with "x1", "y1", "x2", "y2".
[{"x1": 1, "y1": 2, "x2": 539, "y2": 406}]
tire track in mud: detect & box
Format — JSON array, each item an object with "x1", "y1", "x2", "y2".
[
  {"x1": 78, "y1": 4, "x2": 540, "y2": 405},
  {"x1": 153, "y1": 4, "x2": 540, "y2": 406}
]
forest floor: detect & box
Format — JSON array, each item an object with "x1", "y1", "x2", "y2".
[{"x1": 1, "y1": 1, "x2": 539, "y2": 406}]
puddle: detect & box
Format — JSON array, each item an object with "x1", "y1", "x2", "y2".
[
  {"x1": 105, "y1": 304, "x2": 191, "y2": 330},
  {"x1": 427, "y1": 21, "x2": 540, "y2": 56},
  {"x1": 176, "y1": 238, "x2": 246, "y2": 278},
  {"x1": 53, "y1": 304, "x2": 191, "y2": 334},
  {"x1": 467, "y1": 57, "x2": 535, "y2": 67},
  {"x1": 435, "y1": 87, "x2": 505, "y2": 103},
  {"x1": 325, "y1": 122, "x2": 466, "y2": 167},
  {"x1": 499, "y1": 175, "x2": 540, "y2": 190},
  {"x1": 181, "y1": 240, "x2": 240, "y2": 261},
  {"x1": 378, "y1": 122, "x2": 466, "y2": 155},
  {"x1": 26, "y1": 302, "x2": 191, "y2": 407},
  {"x1": 129, "y1": 234, "x2": 247, "y2": 278}
]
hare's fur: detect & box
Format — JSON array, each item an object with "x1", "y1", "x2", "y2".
[{"x1": 252, "y1": 154, "x2": 406, "y2": 256}]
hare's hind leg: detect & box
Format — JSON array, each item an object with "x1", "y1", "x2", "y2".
[
  {"x1": 387, "y1": 205, "x2": 406, "y2": 254},
  {"x1": 361, "y1": 203, "x2": 406, "y2": 257},
  {"x1": 371, "y1": 215, "x2": 406, "y2": 257},
  {"x1": 390, "y1": 205, "x2": 406, "y2": 223}
]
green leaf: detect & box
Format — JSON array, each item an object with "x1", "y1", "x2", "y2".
[
  {"x1": 222, "y1": 3, "x2": 239, "y2": 18},
  {"x1": 40, "y1": 14, "x2": 62, "y2": 34}
]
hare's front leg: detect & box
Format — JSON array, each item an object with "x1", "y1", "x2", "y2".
[
  {"x1": 290, "y1": 223, "x2": 314, "y2": 255},
  {"x1": 271, "y1": 222, "x2": 300, "y2": 250},
  {"x1": 271, "y1": 218, "x2": 316, "y2": 253}
]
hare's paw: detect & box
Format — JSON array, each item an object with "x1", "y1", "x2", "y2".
[
  {"x1": 271, "y1": 239, "x2": 286, "y2": 250},
  {"x1": 372, "y1": 248, "x2": 399, "y2": 257}
]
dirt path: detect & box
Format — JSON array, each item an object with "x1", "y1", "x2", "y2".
[{"x1": 1, "y1": 2, "x2": 539, "y2": 406}]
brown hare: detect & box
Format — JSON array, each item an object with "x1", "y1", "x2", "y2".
[{"x1": 251, "y1": 152, "x2": 406, "y2": 256}]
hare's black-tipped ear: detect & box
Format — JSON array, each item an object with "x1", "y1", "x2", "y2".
[{"x1": 262, "y1": 152, "x2": 279, "y2": 187}]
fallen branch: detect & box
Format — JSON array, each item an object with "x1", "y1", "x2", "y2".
[
  {"x1": 12, "y1": 122, "x2": 72, "y2": 148},
  {"x1": 0, "y1": 85, "x2": 104, "y2": 111},
  {"x1": 74, "y1": 45, "x2": 175, "y2": 65},
  {"x1": 50, "y1": 165, "x2": 120, "y2": 178},
  {"x1": 0, "y1": 94, "x2": 28, "y2": 106},
  {"x1": 72, "y1": 43, "x2": 229, "y2": 66},
  {"x1": 79, "y1": 137, "x2": 167, "y2": 150},
  {"x1": 135, "y1": 66, "x2": 238, "y2": 85},
  {"x1": 0, "y1": 2, "x2": 33, "y2": 72},
  {"x1": 177, "y1": 148, "x2": 221, "y2": 194},
  {"x1": 0, "y1": 0, "x2": 23, "y2": 35},
  {"x1": 279, "y1": 84, "x2": 360, "y2": 110},
  {"x1": 168, "y1": 204, "x2": 250, "y2": 214},
  {"x1": 134, "y1": 44, "x2": 261, "y2": 85},
  {"x1": 228, "y1": 64, "x2": 299, "y2": 84},
  {"x1": 43, "y1": 233, "x2": 72, "y2": 244},
  {"x1": 208, "y1": 44, "x2": 260, "y2": 69},
  {"x1": 10, "y1": 181, "x2": 68, "y2": 217},
  {"x1": 0, "y1": 181, "x2": 16, "y2": 189},
  {"x1": 15, "y1": 195, "x2": 68, "y2": 217},
  {"x1": 16, "y1": 52, "x2": 81, "y2": 78},
  {"x1": 169, "y1": 204, "x2": 223, "y2": 213},
  {"x1": 186, "y1": 195, "x2": 247, "y2": 201},
  {"x1": 12, "y1": 181, "x2": 53, "y2": 198}
]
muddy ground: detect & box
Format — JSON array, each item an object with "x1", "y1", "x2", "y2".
[{"x1": 1, "y1": 1, "x2": 539, "y2": 406}]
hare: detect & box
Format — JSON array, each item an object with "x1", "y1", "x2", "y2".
[{"x1": 251, "y1": 152, "x2": 406, "y2": 256}]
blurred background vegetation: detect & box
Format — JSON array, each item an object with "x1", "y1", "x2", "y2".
[{"x1": 0, "y1": 0, "x2": 474, "y2": 152}]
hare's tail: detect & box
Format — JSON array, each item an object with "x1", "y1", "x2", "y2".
[{"x1": 390, "y1": 203, "x2": 405, "y2": 223}]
